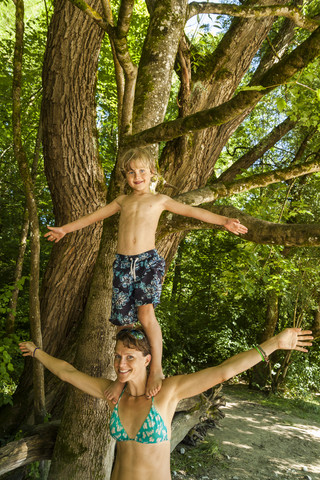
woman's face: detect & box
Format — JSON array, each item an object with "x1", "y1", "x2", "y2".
[{"x1": 114, "y1": 340, "x2": 150, "y2": 382}]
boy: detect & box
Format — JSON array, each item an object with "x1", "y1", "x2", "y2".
[{"x1": 45, "y1": 148, "x2": 248, "y2": 400}]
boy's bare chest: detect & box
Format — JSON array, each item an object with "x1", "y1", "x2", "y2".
[{"x1": 121, "y1": 196, "x2": 163, "y2": 220}]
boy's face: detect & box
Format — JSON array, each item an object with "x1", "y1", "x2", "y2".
[{"x1": 125, "y1": 160, "x2": 153, "y2": 193}]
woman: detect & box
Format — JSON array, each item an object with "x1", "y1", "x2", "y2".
[{"x1": 19, "y1": 327, "x2": 312, "y2": 480}]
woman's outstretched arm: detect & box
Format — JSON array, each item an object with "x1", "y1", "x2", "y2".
[
  {"x1": 170, "y1": 328, "x2": 313, "y2": 401},
  {"x1": 19, "y1": 342, "x2": 111, "y2": 399}
]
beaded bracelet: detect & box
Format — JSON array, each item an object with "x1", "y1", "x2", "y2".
[
  {"x1": 254, "y1": 345, "x2": 269, "y2": 363},
  {"x1": 33, "y1": 347, "x2": 39, "y2": 358}
]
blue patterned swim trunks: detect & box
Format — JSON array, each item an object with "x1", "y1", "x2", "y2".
[{"x1": 109, "y1": 249, "x2": 165, "y2": 326}]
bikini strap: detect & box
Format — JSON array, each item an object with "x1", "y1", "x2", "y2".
[{"x1": 119, "y1": 387, "x2": 126, "y2": 400}]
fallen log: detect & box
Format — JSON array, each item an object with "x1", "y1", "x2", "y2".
[
  {"x1": 0, "y1": 422, "x2": 59, "y2": 476},
  {"x1": 171, "y1": 385, "x2": 225, "y2": 451}
]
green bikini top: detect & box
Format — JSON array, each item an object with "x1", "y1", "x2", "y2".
[{"x1": 109, "y1": 390, "x2": 169, "y2": 444}]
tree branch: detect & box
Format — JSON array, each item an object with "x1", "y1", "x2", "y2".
[
  {"x1": 187, "y1": 3, "x2": 319, "y2": 32},
  {"x1": 68, "y1": 0, "x2": 110, "y2": 30},
  {"x1": 218, "y1": 117, "x2": 297, "y2": 183},
  {"x1": 158, "y1": 205, "x2": 320, "y2": 247},
  {"x1": 100, "y1": 0, "x2": 114, "y2": 26},
  {"x1": 173, "y1": 157, "x2": 320, "y2": 207},
  {"x1": 67, "y1": 0, "x2": 137, "y2": 136},
  {"x1": 110, "y1": 40, "x2": 125, "y2": 129},
  {"x1": 112, "y1": 1, "x2": 137, "y2": 136},
  {"x1": 117, "y1": 0, "x2": 134, "y2": 38},
  {"x1": 124, "y1": 26, "x2": 320, "y2": 147}
]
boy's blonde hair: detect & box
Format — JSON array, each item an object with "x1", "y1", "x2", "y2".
[{"x1": 121, "y1": 148, "x2": 157, "y2": 176}]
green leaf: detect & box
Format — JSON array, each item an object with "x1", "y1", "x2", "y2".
[
  {"x1": 276, "y1": 97, "x2": 287, "y2": 112},
  {"x1": 7, "y1": 363, "x2": 14, "y2": 372}
]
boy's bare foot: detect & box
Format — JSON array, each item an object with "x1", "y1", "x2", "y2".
[
  {"x1": 104, "y1": 380, "x2": 125, "y2": 404},
  {"x1": 146, "y1": 370, "x2": 164, "y2": 398}
]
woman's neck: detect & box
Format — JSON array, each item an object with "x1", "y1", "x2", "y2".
[{"x1": 126, "y1": 375, "x2": 148, "y2": 397}]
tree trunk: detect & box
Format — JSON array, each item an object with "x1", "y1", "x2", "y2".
[
  {"x1": 48, "y1": 215, "x2": 118, "y2": 479},
  {"x1": 156, "y1": 2, "x2": 289, "y2": 259},
  {"x1": 40, "y1": 0, "x2": 106, "y2": 357},
  {"x1": 6, "y1": 206, "x2": 29, "y2": 334}
]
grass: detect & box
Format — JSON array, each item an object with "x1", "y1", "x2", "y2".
[{"x1": 171, "y1": 436, "x2": 226, "y2": 479}]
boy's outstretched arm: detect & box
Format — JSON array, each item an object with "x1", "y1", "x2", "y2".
[
  {"x1": 45, "y1": 197, "x2": 122, "y2": 242},
  {"x1": 163, "y1": 196, "x2": 248, "y2": 235}
]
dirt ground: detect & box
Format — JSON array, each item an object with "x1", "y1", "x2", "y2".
[{"x1": 171, "y1": 386, "x2": 320, "y2": 480}]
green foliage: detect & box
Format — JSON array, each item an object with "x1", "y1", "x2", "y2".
[
  {"x1": 159, "y1": 232, "x2": 262, "y2": 375},
  {"x1": 273, "y1": 60, "x2": 320, "y2": 128},
  {"x1": 26, "y1": 461, "x2": 40, "y2": 479},
  {"x1": 0, "y1": 1, "x2": 53, "y2": 405},
  {"x1": 0, "y1": 281, "x2": 28, "y2": 406},
  {"x1": 284, "y1": 350, "x2": 320, "y2": 395},
  {"x1": 0, "y1": 333, "x2": 23, "y2": 406},
  {"x1": 159, "y1": 227, "x2": 320, "y2": 394}
]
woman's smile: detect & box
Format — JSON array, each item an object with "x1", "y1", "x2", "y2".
[{"x1": 114, "y1": 342, "x2": 149, "y2": 382}]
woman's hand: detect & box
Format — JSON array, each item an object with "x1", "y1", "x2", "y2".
[
  {"x1": 275, "y1": 328, "x2": 313, "y2": 352},
  {"x1": 19, "y1": 341, "x2": 37, "y2": 357},
  {"x1": 44, "y1": 226, "x2": 66, "y2": 243}
]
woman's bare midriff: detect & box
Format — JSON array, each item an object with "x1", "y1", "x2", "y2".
[{"x1": 111, "y1": 440, "x2": 171, "y2": 480}]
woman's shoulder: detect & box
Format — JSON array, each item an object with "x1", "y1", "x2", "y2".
[{"x1": 158, "y1": 375, "x2": 181, "y2": 397}]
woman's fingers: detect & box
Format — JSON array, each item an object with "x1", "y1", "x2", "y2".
[
  {"x1": 19, "y1": 342, "x2": 35, "y2": 356},
  {"x1": 294, "y1": 330, "x2": 313, "y2": 351},
  {"x1": 277, "y1": 328, "x2": 313, "y2": 350}
]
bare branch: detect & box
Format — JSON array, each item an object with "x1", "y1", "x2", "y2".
[
  {"x1": 187, "y1": 3, "x2": 319, "y2": 32},
  {"x1": 158, "y1": 205, "x2": 320, "y2": 247},
  {"x1": 174, "y1": 157, "x2": 320, "y2": 206},
  {"x1": 100, "y1": 0, "x2": 114, "y2": 26},
  {"x1": 110, "y1": 40, "x2": 125, "y2": 127},
  {"x1": 13, "y1": 0, "x2": 45, "y2": 423},
  {"x1": 219, "y1": 117, "x2": 297, "y2": 183}
]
